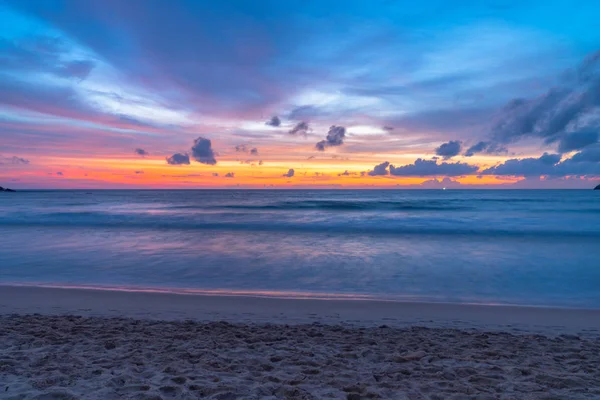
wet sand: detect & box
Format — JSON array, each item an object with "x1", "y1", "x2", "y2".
[{"x1": 1, "y1": 286, "x2": 600, "y2": 399}]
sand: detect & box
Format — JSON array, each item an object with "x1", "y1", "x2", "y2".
[{"x1": 1, "y1": 286, "x2": 600, "y2": 399}]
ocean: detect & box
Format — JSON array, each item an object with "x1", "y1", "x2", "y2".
[{"x1": 1, "y1": 189, "x2": 599, "y2": 308}]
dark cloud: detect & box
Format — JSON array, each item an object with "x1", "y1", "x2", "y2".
[
  {"x1": 481, "y1": 153, "x2": 561, "y2": 176},
  {"x1": 557, "y1": 131, "x2": 599, "y2": 153},
  {"x1": 235, "y1": 144, "x2": 248, "y2": 152},
  {"x1": 191, "y1": 137, "x2": 217, "y2": 165},
  {"x1": 315, "y1": 125, "x2": 346, "y2": 151},
  {"x1": 224, "y1": 172, "x2": 235, "y2": 178},
  {"x1": 338, "y1": 170, "x2": 356, "y2": 176},
  {"x1": 258, "y1": 160, "x2": 264, "y2": 165},
  {"x1": 135, "y1": 170, "x2": 144, "y2": 174},
  {"x1": 481, "y1": 151, "x2": 600, "y2": 177},
  {"x1": 265, "y1": 116, "x2": 281, "y2": 127},
  {"x1": 389, "y1": 159, "x2": 479, "y2": 177},
  {"x1": 212, "y1": 172, "x2": 219, "y2": 177},
  {"x1": 464, "y1": 141, "x2": 508, "y2": 157},
  {"x1": 56, "y1": 171, "x2": 63, "y2": 176},
  {"x1": 488, "y1": 50, "x2": 600, "y2": 148},
  {"x1": 368, "y1": 161, "x2": 390, "y2": 176},
  {"x1": 134, "y1": 148, "x2": 148, "y2": 156},
  {"x1": 382, "y1": 126, "x2": 394, "y2": 131},
  {"x1": 435, "y1": 140, "x2": 462, "y2": 159},
  {"x1": 166, "y1": 153, "x2": 190, "y2": 165},
  {"x1": 289, "y1": 121, "x2": 310, "y2": 136},
  {"x1": 283, "y1": 169, "x2": 295, "y2": 177},
  {"x1": 570, "y1": 145, "x2": 600, "y2": 163},
  {"x1": 250, "y1": 148, "x2": 258, "y2": 156}
]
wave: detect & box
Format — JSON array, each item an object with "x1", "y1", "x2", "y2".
[
  {"x1": 169, "y1": 200, "x2": 472, "y2": 211},
  {"x1": 1, "y1": 213, "x2": 599, "y2": 239}
]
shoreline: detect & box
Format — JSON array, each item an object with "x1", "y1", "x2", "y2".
[
  {"x1": 1, "y1": 285, "x2": 600, "y2": 336},
  {"x1": 2, "y1": 285, "x2": 600, "y2": 398}
]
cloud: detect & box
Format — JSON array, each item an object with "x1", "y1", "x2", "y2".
[
  {"x1": 368, "y1": 161, "x2": 390, "y2": 176},
  {"x1": 487, "y1": 50, "x2": 600, "y2": 148},
  {"x1": 389, "y1": 158, "x2": 479, "y2": 177},
  {"x1": 481, "y1": 151, "x2": 600, "y2": 177},
  {"x1": 338, "y1": 170, "x2": 356, "y2": 176},
  {"x1": 481, "y1": 152, "x2": 561, "y2": 176},
  {"x1": 283, "y1": 169, "x2": 295, "y2": 177},
  {"x1": 56, "y1": 171, "x2": 63, "y2": 176},
  {"x1": 224, "y1": 172, "x2": 235, "y2": 178},
  {"x1": 435, "y1": 140, "x2": 462, "y2": 159},
  {"x1": 135, "y1": 170, "x2": 144, "y2": 174},
  {"x1": 289, "y1": 121, "x2": 310, "y2": 135},
  {"x1": 0, "y1": 36, "x2": 95, "y2": 80},
  {"x1": 4, "y1": 156, "x2": 30, "y2": 165},
  {"x1": 265, "y1": 116, "x2": 281, "y2": 127},
  {"x1": 134, "y1": 148, "x2": 148, "y2": 156},
  {"x1": 569, "y1": 144, "x2": 600, "y2": 163},
  {"x1": 212, "y1": 172, "x2": 219, "y2": 177},
  {"x1": 191, "y1": 137, "x2": 217, "y2": 165},
  {"x1": 250, "y1": 148, "x2": 258, "y2": 156},
  {"x1": 315, "y1": 125, "x2": 346, "y2": 151},
  {"x1": 235, "y1": 144, "x2": 248, "y2": 152},
  {"x1": 557, "y1": 131, "x2": 599, "y2": 153},
  {"x1": 166, "y1": 153, "x2": 190, "y2": 165},
  {"x1": 420, "y1": 177, "x2": 462, "y2": 189},
  {"x1": 463, "y1": 141, "x2": 508, "y2": 157},
  {"x1": 382, "y1": 126, "x2": 394, "y2": 131}
]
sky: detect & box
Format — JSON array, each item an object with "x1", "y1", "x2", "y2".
[{"x1": 1, "y1": 0, "x2": 600, "y2": 189}]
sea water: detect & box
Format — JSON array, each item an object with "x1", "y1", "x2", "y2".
[{"x1": 1, "y1": 190, "x2": 599, "y2": 307}]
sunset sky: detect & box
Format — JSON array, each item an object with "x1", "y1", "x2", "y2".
[{"x1": 1, "y1": 0, "x2": 599, "y2": 188}]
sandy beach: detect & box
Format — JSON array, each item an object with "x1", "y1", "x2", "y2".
[{"x1": 1, "y1": 286, "x2": 600, "y2": 399}]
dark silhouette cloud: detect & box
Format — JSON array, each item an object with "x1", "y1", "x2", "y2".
[
  {"x1": 488, "y1": 50, "x2": 600, "y2": 148},
  {"x1": 338, "y1": 170, "x2": 356, "y2": 176},
  {"x1": 224, "y1": 172, "x2": 235, "y2": 178},
  {"x1": 435, "y1": 140, "x2": 462, "y2": 159},
  {"x1": 316, "y1": 125, "x2": 346, "y2": 151},
  {"x1": 289, "y1": 121, "x2": 310, "y2": 135},
  {"x1": 265, "y1": 116, "x2": 281, "y2": 127},
  {"x1": 135, "y1": 170, "x2": 144, "y2": 174},
  {"x1": 258, "y1": 160, "x2": 264, "y2": 165},
  {"x1": 134, "y1": 148, "x2": 148, "y2": 156},
  {"x1": 56, "y1": 171, "x2": 63, "y2": 176},
  {"x1": 235, "y1": 144, "x2": 248, "y2": 152},
  {"x1": 283, "y1": 168, "x2": 295, "y2": 177},
  {"x1": 481, "y1": 151, "x2": 600, "y2": 177},
  {"x1": 166, "y1": 153, "x2": 190, "y2": 165},
  {"x1": 557, "y1": 131, "x2": 599, "y2": 153},
  {"x1": 250, "y1": 148, "x2": 258, "y2": 155},
  {"x1": 212, "y1": 172, "x2": 219, "y2": 177},
  {"x1": 389, "y1": 158, "x2": 478, "y2": 176},
  {"x1": 191, "y1": 137, "x2": 217, "y2": 165},
  {"x1": 570, "y1": 144, "x2": 600, "y2": 163},
  {"x1": 368, "y1": 161, "x2": 390, "y2": 176},
  {"x1": 481, "y1": 153, "x2": 561, "y2": 176},
  {"x1": 464, "y1": 141, "x2": 508, "y2": 157},
  {"x1": 382, "y1": 126, "x2": 394, "y2": 131}
]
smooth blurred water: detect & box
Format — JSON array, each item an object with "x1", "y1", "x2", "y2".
[{"x1": 1, "y1": 190, "x2": 599, "y2": 307}]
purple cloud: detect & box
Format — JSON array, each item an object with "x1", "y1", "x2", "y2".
[
  {"x1": 191, "y1": 137, "x2": 217, "y2": 165},
  {"x1": 435, "y1": 140, "x2": 462, "y2": 159},
  {"x1": 166, "y1": 153, "x2": 190, "y2": 165}
]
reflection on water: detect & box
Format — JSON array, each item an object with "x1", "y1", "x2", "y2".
[{"x1": 1, "y1": 190, "x2": 599, "y2": 307}]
